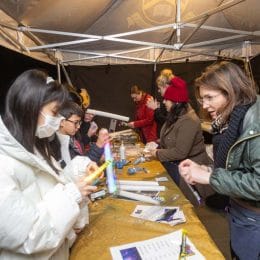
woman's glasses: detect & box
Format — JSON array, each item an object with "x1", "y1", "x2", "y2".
[
  {"x1": 66, "y1": 119, "x2": 82, "y2": 127},
  {"x1": 197, "y1": 94, "x2": 221, "y2": 105}
]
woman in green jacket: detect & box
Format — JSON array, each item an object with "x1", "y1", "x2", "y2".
[{"x1": 179, "y1": 61, "x2": 260, "y2": 259}]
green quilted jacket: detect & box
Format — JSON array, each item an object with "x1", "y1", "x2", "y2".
[{"x1": 210, "y1": 95, "x2": 260, "y2": 206}]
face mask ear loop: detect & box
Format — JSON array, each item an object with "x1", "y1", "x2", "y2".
[{"x1": 40, "y1": 111, "x2": 47, "y2": 119}]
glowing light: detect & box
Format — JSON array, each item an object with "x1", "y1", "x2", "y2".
[{"x1": 104, "y1": 142, "x2": 117, "y2": 193}]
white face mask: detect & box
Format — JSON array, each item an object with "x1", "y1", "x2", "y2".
[{"x1": 36, "y1": 112, "x2": 63, "y2": 138}]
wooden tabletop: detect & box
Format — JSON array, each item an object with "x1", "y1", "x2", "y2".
[{"x1": 70, "y1": 159, "x2": 224, "y2": 260}]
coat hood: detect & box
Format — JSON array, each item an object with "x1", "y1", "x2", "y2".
[{"x1": 0, "y1": 117, "x2": 62, "y2": 181}]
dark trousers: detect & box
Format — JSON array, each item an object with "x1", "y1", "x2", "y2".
[
  {"x1": 228, "y1": 200, "x2": 260, "y2": 260},
  {"x1": 161, "y1": 161, "x2": 180, "y2": 186}
]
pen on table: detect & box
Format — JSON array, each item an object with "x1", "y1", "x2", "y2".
[
  {"x1": 187, "y1": 183, "x2": 202, "y2": 205},
  {"x1": 179, "y1": 229, "x2": 187, "y2": 259}
]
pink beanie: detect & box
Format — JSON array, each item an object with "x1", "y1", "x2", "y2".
[{"x1": 163, "y1": 76, "x2": 189, "y2": 102}]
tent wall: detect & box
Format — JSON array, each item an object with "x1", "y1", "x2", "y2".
[
  {"x1": 0, "y1": 46, "x2": 259, "y2": 129},
  {"x1": 67, "y1": 61, "x2": 214, "y2": 127},
  {"x1": 0, "y1": 45, "x2": 56, "y2": 113},
  {"x1": 250, "y1": 56, "x2": 260, "y2": 89},
  {"x1": 67, "y1": 58, "x2": 260, "y2": 128}
]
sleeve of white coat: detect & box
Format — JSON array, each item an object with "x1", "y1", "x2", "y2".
[
  {"x1": 0, "y1": 162, "x2": 82, "y2": 254},
  {"x1": 62, "y1": 156, "x2": 92, "y2": 231},
  {"x1": 62, "y1": 155, "x2": 92, "y2": 181}
]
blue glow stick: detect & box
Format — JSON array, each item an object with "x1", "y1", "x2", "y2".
[{"x1": 104, "y1": 142, "x2": 117, "y2": 193}]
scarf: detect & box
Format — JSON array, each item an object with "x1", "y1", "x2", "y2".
[
  {"x1": 212, "y1": 104, "x2": 251, "y2": 168},
  {"x1": 69, "y1": 136, "x2": 84, "y2": 156}
]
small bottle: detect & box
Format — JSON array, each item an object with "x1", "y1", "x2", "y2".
[{"x1": 119, "y1": 141, "x2": 126, "y2": 161}]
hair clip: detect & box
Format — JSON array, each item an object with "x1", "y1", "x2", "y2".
[{"x1": 46, "y1": 76, "x2": 55, "y2": 84}]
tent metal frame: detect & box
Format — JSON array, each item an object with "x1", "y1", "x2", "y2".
[{"x1": 0, "y1": 0, "x2": 257, "y2": 66}]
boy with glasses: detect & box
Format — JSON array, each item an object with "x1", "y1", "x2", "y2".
[{"x1": 50, "y1": 101, "x2": 109, "y2": 167}]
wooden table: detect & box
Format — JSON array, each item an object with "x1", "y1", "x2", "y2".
[{"x1": 70, "y1": 159, "x2": 224, "y2": 260}]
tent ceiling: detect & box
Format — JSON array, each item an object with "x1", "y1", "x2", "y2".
[{"x1": 0, "y1": 0, "x2": 259, "y2": 66}]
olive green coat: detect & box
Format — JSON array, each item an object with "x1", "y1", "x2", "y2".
[{"x1": 210, "y1": 96, "x2": 260, "y2": 206}]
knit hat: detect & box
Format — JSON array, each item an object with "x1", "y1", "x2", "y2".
[{"x1": 163, "y1": 76, "x2": 189, "y2": 102}]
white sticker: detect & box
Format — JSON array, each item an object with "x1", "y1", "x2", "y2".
[{"x1": 155, "y1": 177, "x2": 169, "y2": 182}]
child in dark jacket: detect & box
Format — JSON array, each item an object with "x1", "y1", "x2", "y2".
[{"x1": 49, "y1": 101, "x2": 109, "y2": 166}]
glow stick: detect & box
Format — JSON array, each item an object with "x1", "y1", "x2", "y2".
[
  {"x1": 109, "y1": 129, "x2": 133, "y2": 138},
  {"x1": 84, "y1": 160, "x2": 112, "y2": 184},
  {"x1": 118, "y1": 185, "x2": 166, "y2": 192},
  {"x1": 104, "y1": 142, "x2": 117, "y2": 193},
  {"x1": 117, "y1": 190, "x2": 160, "y2": 205},
  {"x1": 117, "y1": 180, "x2": 159, "y2": 186},
  {"x1": 86, "y1": 109, "x2": 129, "y2": 122}
]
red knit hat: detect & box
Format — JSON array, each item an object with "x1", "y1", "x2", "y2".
[{"x1": 163, "y1": 76, "x2": 189, "y2": 102}]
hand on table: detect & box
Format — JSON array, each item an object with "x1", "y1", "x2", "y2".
[
  {"x1": 150, "y1": 149, "x2": 157, "y2": 158},
  {"x1": 127, "y1": 122, "x2": 135, "y2": 128}
]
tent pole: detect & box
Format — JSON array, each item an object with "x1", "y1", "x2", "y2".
[
  {"x1": 28, "y1": 38, "x2": 98, "y2": 51},
  {"x1": 151, "y1": 62, "x2": 157, "y2": 97},
  {"x1": 183, "y1": 35, "x2": 245, "y2": 49},
  {"x1": 61, "y1": 63, "x2": 73, "y2": 85},
  {"x1": 176, "y1": 0, "x2": 181, "y2": 44},
  {"x1": 57, "y1": 62, "x2": 61, "y2": 84},
  {"x1": 0, "y1": 22, "x2": 56, "y2": 63},
  {"x1": 183, "y1": 0, "x2": 245, "y2": 24},
  {"x1": 0, "y1": 26, "x2": 28, "y2": 52},
  {"x1": 179, "y1": 0, "x2": 225, "y2": 48},
  {"x1": 63, "y1": 53, "x2": 154, "y2": 64}
]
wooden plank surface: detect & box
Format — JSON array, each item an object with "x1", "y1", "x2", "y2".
[{"x1": 70, "y1": 159, "x2": 224, "y2": 260}]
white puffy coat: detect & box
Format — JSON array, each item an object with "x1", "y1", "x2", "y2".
[{"x1": 0, "y1": 117, "x2": 91, "y2": 259}]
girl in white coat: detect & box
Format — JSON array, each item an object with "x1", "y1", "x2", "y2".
[{"x1": 0, "y1": 69, "x2": 98, "y2": 259}]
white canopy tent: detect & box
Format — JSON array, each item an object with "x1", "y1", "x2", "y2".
[{"x1": 0, "y1": 0, "x2": 259, "y2": 69}]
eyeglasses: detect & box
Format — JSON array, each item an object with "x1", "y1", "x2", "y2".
[
  {"x1": 197, "y1": 94, "x2": 222, "y2": 105},
  {"x1": 66, "y1": 119, "x2": 82, "y2": 127}
]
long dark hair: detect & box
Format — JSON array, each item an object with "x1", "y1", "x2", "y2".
[
  {"x1": 165, "y1": 102, "x2": 188, "y2": 127},
  {"x1": 3, "y1": 69, "x2": 68, "y2": 171}
]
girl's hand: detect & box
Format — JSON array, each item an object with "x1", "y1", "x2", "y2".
[
  {"x1": 75, "y1": 177, "x2": 97, "y2": 197},
  {"x1": 74, "y1": 228, "x2": 83, "y2": 234},
  {"x1": 86, "y1": 161, "x2": 99, "y2": 175}
]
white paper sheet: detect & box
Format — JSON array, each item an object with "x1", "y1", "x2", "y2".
[
  {"x1": 131, "y1": 205, "x2": 186, "y2": 226},
  {"x1": 110, "y1": 229, "x2": 205, "y2": 260}
]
